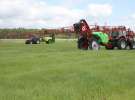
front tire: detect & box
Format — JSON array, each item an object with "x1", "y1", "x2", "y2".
[
  {"x1": 117, "y1": 39, "x2": 127, "y2": 50},
  {"x1": 129, "y1": 41, "x2": 135, "y2": 49},
  {"x1": 105, "y1": 45, "x2": 114, "y2": 50},
  {"x1": 89, "y1": 38, "x2": 100, "y2": 50},
  {"x1": 105, "y1": 43, "x2": 114, "y2": 50},
  {"x1": 46, "y1": 39, "x2": 52, "y2": 44}
]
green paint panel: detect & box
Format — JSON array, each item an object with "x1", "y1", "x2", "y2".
[{"x1": 93, "y1": 32, "x2": 109, "y2": 43}]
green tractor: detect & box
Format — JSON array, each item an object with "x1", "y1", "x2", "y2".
[
  {"x1": 74, "y1": 19, "x2": 135, "y2": 50},
  {"x1": 88, "y1": 32, "x2": 109, "y2": 50},
  {"x1": 40, "y1": 33, "x2": 55, "y2": 44}
]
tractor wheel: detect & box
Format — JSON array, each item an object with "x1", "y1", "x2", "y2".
[
  {"x1": 25, "y1": 40, "x2": 31, "y2": 44},
  {"x1": 117, "y1": 39, "x2": 127, "y2": 50},
  {"x1": 105, "y1": 45, "x2": 114, "y2": 50},
  {"x1": 46, "y1": 39, "x2": 52, "y2": 44},
  {"x1": 89, "y1": 38, "x2": 100, "y2": 50},
  {"x1": 32, "y1": 41, "x2": 37, "y2": 44},
  {"x1": 37, "y1": 40, "x2": 40, "y2": 44},
  {"x1": 78, "y1": 37, "x2": 88, "y2": 50},
  {"x1": 105, "y1": 43, "x2": 114, "y2": 50},
  {"x1": 129, "y1": 41, "x2": 135, "y2": 49},
  {"x1": 48, "y1": 39, "x2": 52, "y2": 44}
]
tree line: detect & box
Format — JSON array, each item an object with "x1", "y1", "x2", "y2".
[
  {"x1": 0, "y1": 28, "x2": 43, "y2": 39},
  {"x1": 0, "y1": 28, "x2": 76, "y2": 39}
]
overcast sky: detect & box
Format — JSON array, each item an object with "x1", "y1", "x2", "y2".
[{"x1": 0, "y1": 0, "x2": 135, "y2": 29}]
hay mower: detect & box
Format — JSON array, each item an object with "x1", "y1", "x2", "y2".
[{"x1": 73, "y1": 19, "x2": 135, "y2": 50}]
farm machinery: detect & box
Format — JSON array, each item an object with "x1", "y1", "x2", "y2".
[
  {"x1": 73, "y1": 19, "x2": 135, "y2": 50},
  {"x1": 25, "y1": 33, "x2": 55, "y2": 44},
  {"x1": 25, "y1": 35, "x2": 40, "y2": 44},
  {"x1": 40, "y1": 33, "x2": 55, "y2": 44}
]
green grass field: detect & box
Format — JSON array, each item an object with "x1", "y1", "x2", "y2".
[{"x1": 0, "y1": 39, "x2": 135, "y2": 100}]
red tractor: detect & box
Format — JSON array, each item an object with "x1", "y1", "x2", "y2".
[
  {"x1": 73, "y1": 19, "x2": 135, "y2": 50},
  {"x1": 106, "y1": 27, "x2": 135, "y2": 49}
]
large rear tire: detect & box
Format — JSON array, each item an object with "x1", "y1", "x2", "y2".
[
  {"x1": 89, "y1": 38, "x2": 100, "y2": 50},
  {"x1": 25, "y1": 40, "x2": 31, "y2": 44},
  {"x1": 78, "y1": 37, "x2": 88, "y2": 50},
  {"x1": 117, "y1": 39, "x2": 127, "y2": 50}
]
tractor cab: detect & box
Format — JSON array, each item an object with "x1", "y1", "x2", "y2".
[{"x1": 109, "y1": 26, "x2": 126, "y2": 38}]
